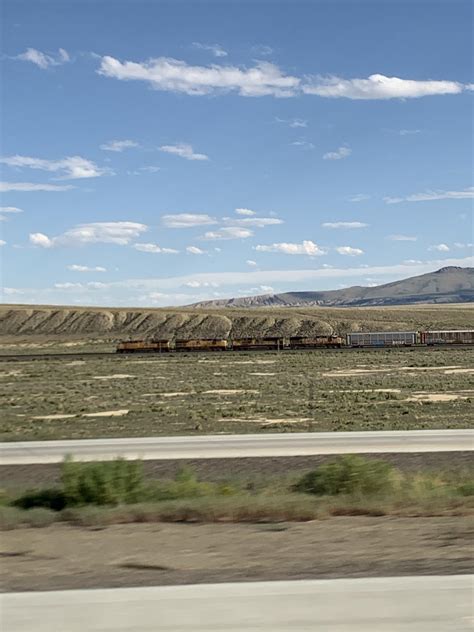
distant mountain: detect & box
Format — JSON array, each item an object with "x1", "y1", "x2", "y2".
[{"x1": 193, "y1": 267, "x2": 474, "y2": 308}]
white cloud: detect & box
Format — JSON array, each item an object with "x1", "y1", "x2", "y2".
[
  {"x1": 291, "y1": 140, "x2": 315, "y2": 150},
  {"x1": 0, "y1": 206, "x2": 23, "y2": 214},
  {"x1": 202, "y1": 227, "x2": 254, "y2": 240},
  {"x1": 133, "y1": 243, "x2": 179, "y2": 254},
  {"x1": 428, "y1": 243, "x2": 450, "y2": 252},
  {"x1": 3, "y1": 287, "x2": 23, "y2": 294},
  {"x1": 15, "y1": 47, "x2": 70, "y2": 69},
  {"x1": 349, "y1": 194, "x2": 371, "y2": 202},
  {"x1": 98, "y1": 57, "x2": 472, "y2": 101},
  {"x1": 255, "y1": 240, "x2": 326, "y2": 256},
  {"x1": 453, "y1": 242, "x2": 473, "y2": 249},
  {"x1": 235, "y1": 208, "x2": 256, "y2": 216},
  {"x1": 0, "y1": 206, "x2": 23, "y2": 220},
  {"x1": 98, "y1": 56, "x2": 300, "y2": 97},
  {"x1": 335, "y1": 246, "x2": 364, "y2": 256},
  {"x1": 246, "y1": 260, "x2": 257, "y2": 266},
  {"x1": 162, "y1": 213, "x2": 216, "y2": 228},
  {"x1": 67, "y1": 264, "x2": 107, "y2": 272},
  {"x1": 29, "y1": 233, "x2": 53, "y2": 248},
  {"x1": 0, "y1": 240, "x2": 6, "y2": 247},
  {"x1": 184, "y1": 280, "x2": 218, "y2": 288},
  {"x1": 276, "y1": 117, "x2": 308, "y2": 128},
  {"x1": 54, "y1": 281, "x2": 107, "y2": 290},
  {"x1": 0, "y1": 155, "x2": 108, "y2": 179},
  {"x1": 0, "y1": 182, "x2": 73, "y2": 192},
  {"x1": 322, "y1": 221, "x2": 368, "y2": 229},
  {"x1": 251, "y1": 45, "x2": 274, "y2": 56},
  {"x1": 224, "y1": 216, "x2": 284, "y2": 228},
  {"x1": 100, "y1": 139, "x2": 139, "y2": 152},
  {"x1": 138, "y1": 166, "x2": 161, "y2": 173},
  {"x1": 399, "y1": 129, "x2": 421, "y2": 136},
  {"x1": 159, "y1": 143, "x2": 208, "y2": 161},
  {"x1": 323, "y1": 146, "x2": 351, "y2": 160},
  {"x1": 384, "y1": 187, "x2": 474, "y2": 204},
  {"x1": 388, "y1": 234, "x2": 418, "y2": 242},
  {"x1": 186, "y1": 246, "x2": 206, "y2": 255},
  {"x1": 303, "y1": 74, "x2": 464, "y2": 99},
  {"x1": 30, "y1": 221, "x2": 147, "y2": 248},
  {"x1": 192, "y1": 42, "x2": 227, "y2": 58}
]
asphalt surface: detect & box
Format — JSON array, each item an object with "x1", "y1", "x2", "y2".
[
  {"x1": 2, "y1": 576, "x2": 472, "y2": 631},
  {"x1": 1, "y1": 429, "x2": 473, "y2": 464}
]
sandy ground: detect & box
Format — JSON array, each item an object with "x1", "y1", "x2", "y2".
[{"x1": 1, "y1": 516, "x2": 472, "y2": 592}]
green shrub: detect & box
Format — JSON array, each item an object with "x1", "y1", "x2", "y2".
[
  {"x1": 23, "y1": 508, "x2": 57, "y2": 528},
  {"x1": 0, "y1": 506, "x2": 25, "y2": 530},
  {"x1": 293, "y1": 455, "x2": 395, "y2": 497},
  {"x1": 13, "y1": 487, "x2": 67, "y2": 511},
  {"x1": 61, "y1": 457, "x2": 145, "y2": 506},
  {"x1": 145, "y1": 467, "x2": 215, "y2": 502}
]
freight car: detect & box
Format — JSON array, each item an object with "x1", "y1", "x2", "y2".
[
  {"x1": 175, "y1": 338, "x2": 228, "y2": 352},
  {"x1": 232, "y1": 337, "x2": 285, "y2": 351},
  {"x1": 288, "y1": 335, "x2": 343, "y2": 349},
  {"x1": 346, "y1": 331, "x2": 419, "y2": 348},
  {"x1": 116, "y1": 339, "x2": 171, "y2": 353},
  {"x1": 421, "y1": 330, "x2": 474, "y2": 345}
]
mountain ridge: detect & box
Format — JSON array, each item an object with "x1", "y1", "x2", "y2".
[{"x1": 192, "y1": 267, "x2": 474, "y2": 308}]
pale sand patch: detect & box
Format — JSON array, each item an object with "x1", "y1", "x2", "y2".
[
  {"x1": 83, "y1": 409, "x2": 129, "y2": 417},
  {"x1": 405, "y1": 393, "x2": 470, "y2": 403},
  {"x1": 203, "y1": 389, "x2": 259, "y2": 395},
  {"x1": 160, "y1": 392, "x2": 195, "y2": 397},
  {"x1": 65, "y1": 361, "x2": 86, "y2": 366},
  {"x1": 0, "y1": 370, "x2": 23, "y2": 378},
  {"x1": 93, "y1": 374, "x2": 136, "y2": 380},
  {"x1": 224, "y1": 360, "x2": 277, "y2": 366},
  {"x1": 61, "y1": 342, "x2": 86, "y2": 347},
  {"x1": 328, "y1": 388, "x2": 401, "y2": 393},
  {"x1": 322, "y1": 365, "x2": 463, "y2": 377},
  {"x1": 126, "y1": 360, "x2": 169, "y2": 364},
  {"x1": 249, "y1": 372, "x2": 277, "y2": 376},
  {"x1": 33, "y1": 414, "x2": 76, "y2": 420},
  {"x1": 444, "y1": 368, "x2": 474, "y2": 374},
  {"x1": 218, "y1": 417, "x2": 310, "y2": 425}
]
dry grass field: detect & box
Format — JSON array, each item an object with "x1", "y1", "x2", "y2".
[{"x1": 1, "y1": 346, "x2": 472, "y2": 441}]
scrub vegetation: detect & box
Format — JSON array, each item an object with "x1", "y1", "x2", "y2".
[
  {"x1": 1, "y1": 456, "x2": 472, "y2": 530},
  {"x1": 0, "y1": 346, "x2": 472, "y2": 440}
]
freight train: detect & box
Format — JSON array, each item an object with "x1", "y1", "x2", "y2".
[{"x1": 116, "y1": 330, "x2": 474, "y2": 353}]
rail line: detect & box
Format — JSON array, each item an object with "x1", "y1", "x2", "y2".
[{"x1": 0, "y1": 344, "x2": 473, "y2": 362}]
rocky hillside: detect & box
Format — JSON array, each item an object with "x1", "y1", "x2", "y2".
[
  {"x1": 0, "y1": 303, "x2": 472, "y2": 344},
  {"x1": 193, "y1": 267, "x2": 474, "y2": 308}
]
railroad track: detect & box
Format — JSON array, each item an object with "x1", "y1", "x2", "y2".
[{"x1": 0, "y1": 344, "x2": 473, "y2": 361}]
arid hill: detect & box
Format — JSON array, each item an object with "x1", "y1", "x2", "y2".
[
  {"x1": 193, "y1": 267, "x2": 474, "y2": 308},
  {"x1": 0, "y1": 303, "x2": 472, "y2": 343}
]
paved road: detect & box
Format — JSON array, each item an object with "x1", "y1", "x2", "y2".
[
  {"x1": 1, "y1": 576, "x2": 472, "y2": 631},
  {"x1": 1, "y1": 429, "x2": 472, "y2": 464}
]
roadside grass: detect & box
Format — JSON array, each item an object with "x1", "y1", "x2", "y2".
[{"x1": 2, "y1": 456, "x2": 473, "y2": 529}]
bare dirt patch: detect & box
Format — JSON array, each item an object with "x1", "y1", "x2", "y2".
[
  {"x1": 83, "y1": 409, "x2": 129, "y2": 417},
  {"x1": 1, "y1": 517, "x2": 472, "y2": 592},
  {"x1": 93, "y1": 374, "x2": 136, "y2": 380}
]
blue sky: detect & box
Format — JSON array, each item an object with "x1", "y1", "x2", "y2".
[{"x1": 1, "y1": 0, "x2": 473, "y2": 306}]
